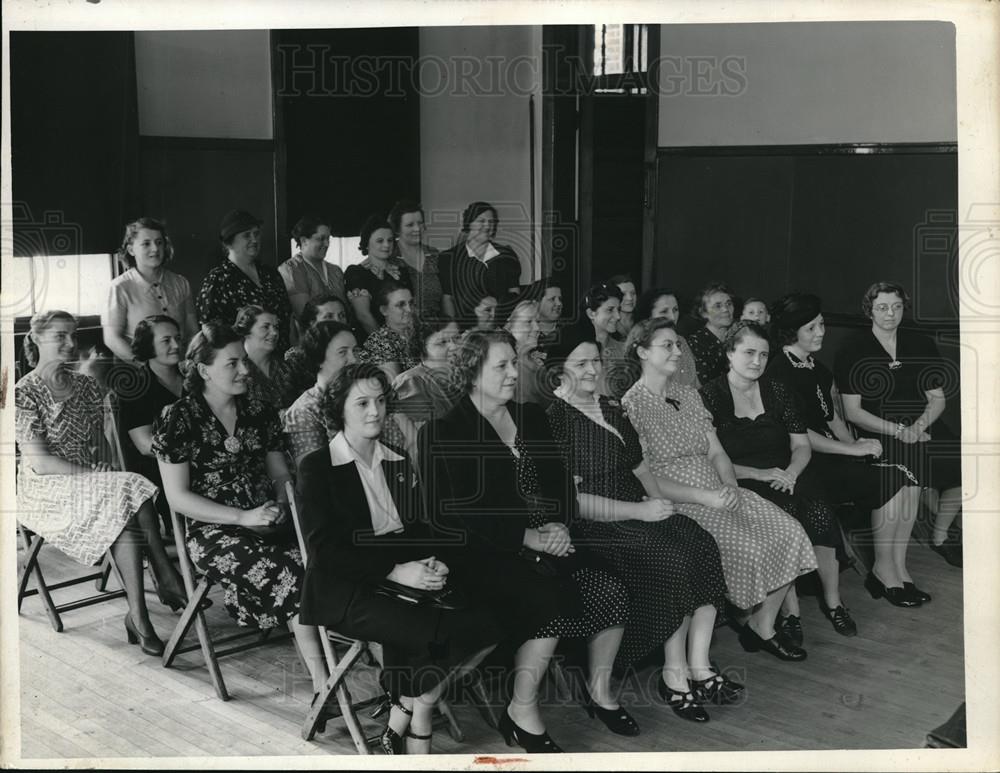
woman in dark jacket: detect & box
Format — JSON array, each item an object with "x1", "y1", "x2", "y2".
[
  {"x1": 296, "y1": 363, "x2": 497, "y2": 755},
  {"x1": 420, "y1": 330, "x2": 631, "y2": 752}
]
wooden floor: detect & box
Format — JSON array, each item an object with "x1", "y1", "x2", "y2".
[{"x1": 13, "y1": 537, "x2": 964, "y2": 760}]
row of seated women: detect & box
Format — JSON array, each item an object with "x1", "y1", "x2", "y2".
[{"x1": 16, "y1": 271, "x2": 960, "y2": 754}]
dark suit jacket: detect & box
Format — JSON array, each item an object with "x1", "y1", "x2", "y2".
[
  {"x1": 419, "y1": 396, "x2": 579, "y2": 555},
  {"x1": 296, "y1": 442, "x2": 432, "y2": 627}
]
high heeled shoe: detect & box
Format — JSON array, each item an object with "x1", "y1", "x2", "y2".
[
  {"x1": 379, "y1": 698, "x2": 412, "y2": 755},
  {"x1": 498, "y1": 706, "x2": 563, "y2": 752},
  {"x1": 580, "y1": 686, "x2": 640, "y2": 736},
  {"x1": 657, "y1": 678, "x2": 709, "y2": 722},
  {"x1": 738, "y1": 623, "x2": 807, "y2": 661},
  {"x1": 156, "y1": 586, "x2": 213, "y2": 614},
  {"x1": 124, "y1": 613, "x2": 164, "y2": 656},
  {"x1": 903, "y1": 582, "x2": 932, "y2": 604},
  {"x1": 864, "y1": 572, "x2": 920, "y2": 608},
  {"x1": 690, "y1": 670, "x2": 745, "y2": 706}
]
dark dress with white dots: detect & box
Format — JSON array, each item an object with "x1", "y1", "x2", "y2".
[
  {"x1": 547, "y1": 397, "x2": 727, "y2": 668},
  {"x1": 686, "y1": 326, "x2": 728, "y2": 385},
  {"x1": 699, "y1": 374, "x2": 839, "y2": 548}
]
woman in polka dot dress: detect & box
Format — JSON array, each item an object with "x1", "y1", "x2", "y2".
[{"x1": 621, "y1": 318, "x2": 817, "y2": 662}]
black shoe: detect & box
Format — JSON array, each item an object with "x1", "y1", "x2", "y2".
[
  {"x1": 691, "y1": 671, "x2": 745, "y2": 706},
  {"x1": 864, "y1": 572, "x2": 921, "y2": 608},
  {"x1": 738, "y1": 623, "x2": 807, "y2": 662},
  {"x1": 157, "y1": 586, "x2": 213, "y2": 614},
  {"x1": 903, "y1": 582, "x2": 932, "y2": 604},
  {"x1": 377, "y1": 696, "x2": 412, "y2": 754},
  {"x1": 776, "y1": 613, "x2": 804, "y2": 647},
  {"x1": 820, "y1": 602, "x2": 858, "y2": 637},
  {"x1": 581, "y1": 688, "x2": 640, "y2": 736},
  {"x1": 124, "y1": 613, "x2": 164, "y2": 657},
  {"x1": 657, "y1": 678, "x2": 710, "y2": 722},
  {"x1": 498, "y1": 706, "x2": 563, "y2": 753},
  {"x1": 930, "y1": 540, "x2": 962, "y2": 568}
]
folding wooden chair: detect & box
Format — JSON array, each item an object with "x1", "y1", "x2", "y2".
[
  {"x1": 160, "y1": 507, "x2": 292, "y2": 701},
  {"x1": 285, "y1": 482, "x2": 490, "y2": 751},
  {"x1": 16, "y1": 524, "x2": 126, "y2": 632}
]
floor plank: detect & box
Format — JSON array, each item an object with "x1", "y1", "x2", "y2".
[{"x1": 14, "y1": 537, "x2": 964, "y2": 759}]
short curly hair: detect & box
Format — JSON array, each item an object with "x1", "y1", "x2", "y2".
[
  {"x1": 299, "y1": 293, "x2": 347, "y2": 329},
  {"x1": 452, "y1": 328, "x2": 517, "y2": 393},
  {"x1": 131, "y1": 314, "x2": 180, "y2": 362},
  {"x1": 633, "y1": 287, "x2": 679, "y2": 324},
  {"x1": 116, "y1": 217, "x2": 173, "y2": 271},
  {"x1": 692, "y1": 281, "x2": 734, "y2": 319},
  {"x1": 300, "y1": 321, "x2": 356, "y2": 370},
  {"x1": 410, "y1": 316, "x2": 459, "y2": 363},
  {"x1": 321, "y1": 362, "x2": 392, "y2": 434},
  {"x1": 861, "y1": 281, "x2": 911, "y2": 318},
  {"x1": 181, "y1": 323, "x2": 244, "y2": 395},
  {"x1": 358, "y1": 214, "x2": 394, "y2": 256},
  {"x1": 233, "y1": 305, "x2": 276, "y2": 336}
]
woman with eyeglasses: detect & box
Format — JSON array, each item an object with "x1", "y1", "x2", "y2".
[
  {"x1": 834, "y1": 281, "x2": 963, "y2": 580},
  {"x1": 633, "y1": 287, "x2": 700, "y2": 388},
  {"x1": 768, "y1": 293, "x2": 923, "y2": 610},
  {"x1": 621, "y1": 318, "x2": 817, "y2": 663},
  {"x1": 686, "y1": 282, "x2": 735, "y2": 385}
]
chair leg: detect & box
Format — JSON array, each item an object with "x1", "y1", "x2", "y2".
[
  {"x1": 305, "y1": 635, "x2": 369, "y2": 752},
  {"x1": 466, "y1": 673, "x2": 499, "y2": 729},
  {"x1": 95, "y1": 554, "x2": 114, "y2": 592},
  {"x1": 437, "y1": 698, "x2": 464, "y2": 742},
  {"x1": 17, "y1": 529, "x2": 63, "y2": 633},
  {"x1": 193, "y1": 608, "x2": 230, "y2": 701},
  {"x1": 547, "y1": 656, "x2": 574, "y2": 702}
]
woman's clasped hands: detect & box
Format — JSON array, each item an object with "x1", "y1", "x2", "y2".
[
  {"x1": 240, "y1": 500, "x2": 288, "y2": 534},
  {"x1": 389, "y1": 557, "x2": 449, "y2": 591}
]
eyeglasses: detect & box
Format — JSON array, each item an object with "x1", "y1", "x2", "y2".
[
  {"x1": 873, "y1": 303, "x2": 904, "y2": 314},
  {"x1": 708, "y1": 300, "x2": 734, "y2": 310}
]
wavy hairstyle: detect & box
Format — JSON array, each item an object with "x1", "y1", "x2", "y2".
[
  {"x1": 861, "y1": 281, "x2": 911, "y2": 318},
  {"x1": 23, "y1": 310, "x2": 77, "y2": 367},
  {"x1": 321, "y1": 362, "x2": 392, "y2": 434},
  {"x1": 300, "y1": 320, "x2": 356, "y2": 370},
  {"x1": 131, "y1": 314, "x2": 181, "y2": 363},
  {"x1": 452, "y1": 328, "x2": 517, "y2": 393},
  {"x1": 181, "y1": 323, "x2": 244, "y2": 395},
  {"x1": 633, "y1": 287, "x2": 680, "y2": 324},
  {"x1": 115, "y1": 217, "x2": 173, "y2": 271}
]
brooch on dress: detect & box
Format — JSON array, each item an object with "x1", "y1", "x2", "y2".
[
  {"x1": 664, "y1": 396, "x2": 681, "y2": 411},
  {"x1": 888, "y1": 360, "x2": 903, "y2": 370},
  {"x1": 223, "y1": 436, "x2": 242, "y2": 454}
]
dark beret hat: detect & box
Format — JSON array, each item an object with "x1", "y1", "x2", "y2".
[
  {"x1": 219, "y1": 209, "x2": 262, "y2": 242},
  {"x1": 771, "y1": 293, "x2": 822, "y2": 333},
  {"x1": 542, "y1": 321, "x2": 599, "y2": 366}
]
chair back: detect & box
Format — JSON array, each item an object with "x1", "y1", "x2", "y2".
[
  {"x1": 285, "y1": 481, "x2": 309, "y2": 569},
  {"x1": 103, "y1": 392, "x2": 127, "y2": 472}
]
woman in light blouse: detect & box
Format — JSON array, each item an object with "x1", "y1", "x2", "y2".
[{"x1": 103, "y1": 217, "x2": 198, "y2": 363}]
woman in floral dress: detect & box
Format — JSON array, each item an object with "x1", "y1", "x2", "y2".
[
  {"x1": 152, "y1": 322, "x2": 326, "y2": 694},
  {"x1": 234, "y1": 305, "x2": 296, "y2": 411},
  {"x1": 621, "y1": 318, "x2": 817, "y2": 662},
  {"x1": 16, "y1": 310, "x2": 186, "y2": 654}
]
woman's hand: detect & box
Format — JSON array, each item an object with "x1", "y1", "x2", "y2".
[
  {"x1": 537, "y1": 522, "x2": 575, "y2": 557},
  {"x1": 89, "y1": 460, "x2": 114, "y2": 473},
  {"x1": 635, "y1": 497, "x2": 674, "y2": 522},
  {"x1": 419, "y1": 556, "x2": 450, "y2": 577},
  {"x1": 703, "y1": 486, "x2": 739, "y2": 511},
  {"x1": 852, "y1": 438, "x2": 883, "y2": 457},
  {"x1": 769, "y1": 469, "x2": 797, "y2": 494},
  {"x1": 897, "y1": 425, "x2": 924, "y2": 445},
  {"x1": 388, "y1": 561, "x2": 447, "y2": 591},
  {"x1": 239, "y1": 501, "x2": 282, "y2": 534}
]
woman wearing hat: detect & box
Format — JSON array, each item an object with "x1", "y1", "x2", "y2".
[
  {"x1": 196, "y1": 209, "x2": 293, "y2": 352},
  {"x1": 768, "y1": 293, "x2": 925, "y2": 608},
  {"x1": 438, "y1": 201, "x2": 522, "y2": 327}
]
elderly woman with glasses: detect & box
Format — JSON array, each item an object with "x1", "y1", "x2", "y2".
[{"x1": 686, "y1": 281, "x2": 735, "y2": 385}]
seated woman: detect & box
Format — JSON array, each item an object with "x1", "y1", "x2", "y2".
[
  {"x1": 152, "y1": 323, "x2": 327, "y2": 694},
  {"x1": 388, "y1": 199, "x2": 443, "y2": 319},
  {"x1": 420, "y1": 330, "x2": 631, "y2": 751},
  {"x1": 346, "y1": 215, "x2": 412, "y2": 339},
  {"x1": 621, "y1": 318, "x2": 817, "y2": 662},
  {"x1": 834, "y1": 281, "x2": 962, "y2": 576},
  {"x1": 103, "y1": 217, "x2": 199, "y2": 363},
  {"x1": 278, "y1": 214, "x2": 347, "y2": 320},
  {"x1": 114, "y1": 315, "x2": 184, "y2": 534},
  {"x1": 545, "y1": 326, "x2": 738, "y2": 723},
  {"x1": 579, "y1": 283, "x2": 628, "y2": 397},
  {"x1": 609, "y1": 274, "x2": 638, "y2": 339},
  {"x1": 535, "y1": 279, "x2": 564, "y2": 348},
  {"x1": 503, "y1": 299, "x2": 549, "y2": 406},
  {"x1": 282, "y1": 321, "x2": 358, "y2": 468},
  {"x1": 768, "y1": 294, "x2": 923, "y2": 608},
  {"x1": 438, "y1": 201, "x2": 522, "y2": 326},
  {"x1": 234, "y1": 305, "x2": 296, "y2": 411},
  {"x1": 391, "y1": 317, "x2": 463, "y2": 462},
  {"x1": 633, "y1": 287, "x2": 699, "y2": 387},
  {"x1": 358, "y1": 279, "x2": 418, "y2": 380},
  {"x1": 197, "y1": 209, "x2": 293, "y2": 353},
  {"x1": 16, "y1": 311, "x2": 186, "y2": 654},
  {"x1": 699, "y1": 322, "x2": 855, "y2": 640},
  {"x1": 471, "y1": 293, "x2": 499, "y2": 332},
  {"x1": 296, "y1": 363, "x2": 498, "y2": 754},
  {"x1": 284, "y1": 294, "x2": 351, "y2": 396},
  {"x1": 686, "y1": 282, "x2": 736, "y2": 385}
]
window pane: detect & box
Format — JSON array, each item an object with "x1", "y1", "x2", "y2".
[
  {"x1": 287, "y1": 235, "x2": 364, "y2": 271},
  {"x1": 12, "y1": 254, "x2": 113, "y2": 319}
]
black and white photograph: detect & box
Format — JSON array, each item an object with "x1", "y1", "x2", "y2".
[{"x1": 2, "y1": 0, "x2": 997, "y2": 769}]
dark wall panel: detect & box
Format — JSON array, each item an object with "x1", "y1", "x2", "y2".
[{"x1": 138, "y1": 141, "x2": 277, "y2": 297}]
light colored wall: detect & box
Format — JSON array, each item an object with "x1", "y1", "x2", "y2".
[
  {"x1": 418, "y1": 26, "x2": 543, "y2": 283},
  {"x1": 135, "y1": 30, "x2": 273, "y2": 139},
  {"x1": 658, "y1": 22, "x2": 956, "y2": 146}
]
